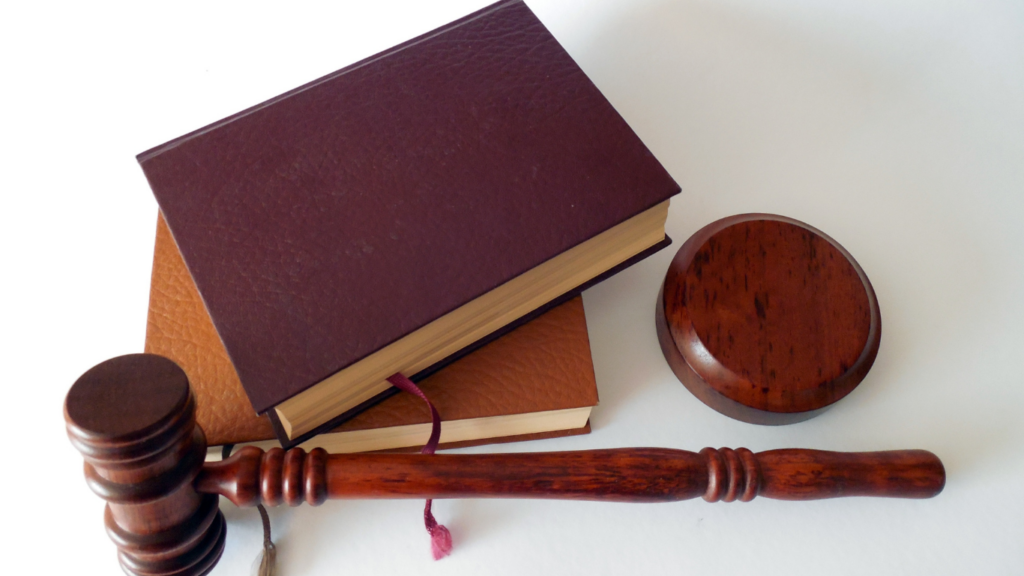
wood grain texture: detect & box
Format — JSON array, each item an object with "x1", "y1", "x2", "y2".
[
  {"x1": 658, "y1": 214, "x2": 881, "y2": 424},
  {"x1": 68, "y1": 354, "x2": 942, "y2": 575},
  {"x1": 65, "y1": 354, "x2": 224, "y2": 576},
  {"x1": 755, "y1": 449, "x2": 945, "y2": 500},
  {"x1": 197, "y1": 446, "x2": 943, "y2": 507}
]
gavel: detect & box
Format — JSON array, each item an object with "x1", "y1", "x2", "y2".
[{"x1": 66, "y1": 354, "x2": 944, "y2": 576}]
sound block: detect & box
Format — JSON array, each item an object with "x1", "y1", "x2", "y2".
[{"x1": 656, "y1": 214, "x2": 881, "y2": 425}]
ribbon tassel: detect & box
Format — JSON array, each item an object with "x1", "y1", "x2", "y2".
[
  {"x1": 252, "y1": 504, "x2": 277, "y2": 576},
  {"x1": 425, "y1": 500, "x2": 453, "y2": 560},
  {"x1": 386, "y1": 373, "x2": 452, "y2": 560}
]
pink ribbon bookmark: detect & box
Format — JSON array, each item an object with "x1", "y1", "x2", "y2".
[{"x1": 386, "y1": 373, "x2": 453, "y2": 560}]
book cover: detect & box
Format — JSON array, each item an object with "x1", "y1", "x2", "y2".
[
  {"x1": 146, "y1": 214, "x2": 598, "y2": 450},
  {"x1": 137, "y1": 0, "x2": 679, "y2": 431}
]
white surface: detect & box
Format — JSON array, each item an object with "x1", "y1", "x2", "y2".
[{"x1": 3, "y1": 0, "x2": 1022, "y2": 574}]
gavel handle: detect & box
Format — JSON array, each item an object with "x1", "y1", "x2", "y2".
[{"x1": 196, "y1": 447, "x2": 944, "y2": 507}]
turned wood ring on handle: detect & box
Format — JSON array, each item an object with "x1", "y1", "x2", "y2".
[{"x1": 656, "y1": 214, "x2": 882, "y2": 424}]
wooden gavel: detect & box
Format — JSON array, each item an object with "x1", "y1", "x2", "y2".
[{"x1": 66, "y1": 354, "x2": 945, "y2": 576}]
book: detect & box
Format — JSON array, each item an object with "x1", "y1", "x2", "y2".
[
  {"x1": 137, "y1": 0, "x2": 679, "y2": 444},
  {"x1": 146, "y1": 214, "x2": 599, "y2": 452}
]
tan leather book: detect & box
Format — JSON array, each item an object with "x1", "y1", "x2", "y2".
[{"x1": 145, "y1": 214, "x2": 598, "y2": 452}]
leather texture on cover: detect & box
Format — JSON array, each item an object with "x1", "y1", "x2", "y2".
[
  {"x1": 272, "y1": 234, "x2": 669, "y2": 448},
  {"x1": 137, "y1": 0, "x2": 680, "y2": 413},
  {"x1": 146, "y1": 214, "x2": 599, "y2": 446}
]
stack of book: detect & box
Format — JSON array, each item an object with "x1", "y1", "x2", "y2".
[{"x1": 140, "y1": 0, "x2": 679, "y2": 452}]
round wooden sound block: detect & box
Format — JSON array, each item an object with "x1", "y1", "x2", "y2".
[{"x1": 656, "y1": 214, "x2": 881, "y2": 425}]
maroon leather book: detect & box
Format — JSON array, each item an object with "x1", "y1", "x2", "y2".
[{"x1": 137, "y1": 0, "x2": 680, "y2": 431}]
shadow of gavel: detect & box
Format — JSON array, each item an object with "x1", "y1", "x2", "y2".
[{"x1": 66, "y1": 354, "x2": 944, "y2": 576}]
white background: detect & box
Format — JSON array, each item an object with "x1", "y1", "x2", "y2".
[{"x1": 3, "y1": 0, "x2": 1022, "y2": 574}]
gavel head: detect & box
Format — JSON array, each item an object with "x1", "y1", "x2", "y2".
[{"x1": 65, "y1": 354, "x2": 224, "y2": 576}]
